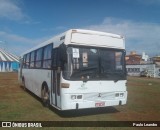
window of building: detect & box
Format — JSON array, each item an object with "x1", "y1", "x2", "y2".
[{"x1": 136, "y1": 68, "x2": 140, "y2": 72}]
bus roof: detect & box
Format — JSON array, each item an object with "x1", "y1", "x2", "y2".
[
  {"x1": 66, "y1": 29, "x2": 124, "y2": 49},
  {"x1": 70, "y1": 29, "x2": 123, "y2": 38},
  {"x1": 21, "y1": 29, "x2": 125, "y2": 56}
]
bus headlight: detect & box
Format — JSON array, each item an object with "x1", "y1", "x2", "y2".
[
  {"x1": 115, "y1": 93, "x2": 119, "y2": 97},
  {"x1": 71, "y1": 95, "x2": 83, "y2": 100},
  {"x1": 120, "y1": 93, "x2": 124, "y2": 97},
  {"x1": 115, "y1": 93, "x2": 124, "y2": 97},
  {"x1": 71, "y1": 95, "x2": 76, "y2": 100},
  {"x1": 77, "y1": 95, "x2": 82, "y2": 99}
]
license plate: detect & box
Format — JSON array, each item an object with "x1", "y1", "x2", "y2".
[{"x1": 95, "y1": 102, "x2": 105, "y2": 107}]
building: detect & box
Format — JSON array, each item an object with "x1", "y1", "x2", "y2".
[
  {"x1": 0, "y1": 48, "x2": 19, "y2": 72},
  {"x1": 152, "y1": 56, "x2": 160, "y2": 67},
  {"x1": 126, "y1": 64, "x2": 160, "y2": 78},
  {"x1": 125, "y1": 51, "x2": 142, "y2": 65},
  {"x1": 126, "y1": 51, "x2": 160, "y2": 78}
]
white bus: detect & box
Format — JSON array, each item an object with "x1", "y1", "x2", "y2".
[{"x1": 18, "y1": 29, "x2": 127, "y2": 110}]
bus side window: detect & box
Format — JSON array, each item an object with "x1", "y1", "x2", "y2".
[
  {"x1": 23, "y1": 55, "x2": 26, "y2": 68},
  {"x1": 26, "y1": 53, "x2": 30, "y2": 68},
  {"x1": 30, "y1": 51, "x2": 35, "y2": 68},
  {"x1": 43, "y1": 44, "x2": 52, "y2": 68},
  {"x1": 35, "y1": 48, "x2": 43, "y2": 68}
]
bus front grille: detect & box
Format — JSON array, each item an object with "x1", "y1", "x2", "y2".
[{"x1": 83, "y1": 92, "x2": 115, "y2": 101}]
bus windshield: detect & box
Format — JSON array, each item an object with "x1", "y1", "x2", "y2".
[{"x1": 63, "y1": 46, "x2": 126, "y2": 81}]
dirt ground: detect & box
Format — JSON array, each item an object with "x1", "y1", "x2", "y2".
[{"x1": 0, "y1": 72, "x2": 160, "y2": 129}]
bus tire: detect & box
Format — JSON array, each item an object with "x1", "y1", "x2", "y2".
[{"x1": 41, "y1": 84, "x2": 49, "y2": 107}]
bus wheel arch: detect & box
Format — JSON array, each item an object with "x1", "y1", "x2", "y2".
[{"x1": 41, "y1": 82, "x2": 50, "y2": 107}]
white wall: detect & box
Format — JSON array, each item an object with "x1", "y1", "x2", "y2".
[{"x1": 126, "y1": 64, "x2": 160, "y2": 78}]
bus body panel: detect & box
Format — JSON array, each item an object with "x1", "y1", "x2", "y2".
[
  {"x1": 60, "y1": 79, "x2": 127, "y2": 110},
  {"x1": 22, "y1": 69, "x2": 51, "y2": 98}
]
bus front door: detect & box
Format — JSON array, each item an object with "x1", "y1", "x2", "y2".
[
  {"x1": 51, "y1": 69, "x2": 61, "y2": 109},
  {"x1": 51, "y1": 47, "x2": 61, "y2": 109}
]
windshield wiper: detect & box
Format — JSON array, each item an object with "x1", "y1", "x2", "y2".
[
  {"x1": 71, "y1": 67, "x2": 98, "y2": 81},
  {"x1": 100, "y1": 71, "x2": 125, "y2": 82},
  {"x1": 79, "y1": 66, "x2": 98, "y2": 71}
]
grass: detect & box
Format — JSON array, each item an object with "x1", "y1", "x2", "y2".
[
  {"x1": 0, "y1": 73, "x2": 160, "y2": 130},
  {"x1": 127, "y1": 77, "x2": 160, "y2": 113}
]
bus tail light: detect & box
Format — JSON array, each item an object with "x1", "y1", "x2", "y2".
[{"x1": 61, "y1": 83, "x2": 70, "y2": 88}]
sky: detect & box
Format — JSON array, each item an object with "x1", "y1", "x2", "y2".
[{"x1": 0, "y1": 0, "x2": 160, "y2": 57}]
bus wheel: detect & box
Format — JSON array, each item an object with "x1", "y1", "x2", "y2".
[{"x1": 41, "y1": 85, "x2": 49, "y2": 107}]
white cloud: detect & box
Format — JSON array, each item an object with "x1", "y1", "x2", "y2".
[
  {"x1": 0, "y1": 31, "x2": 35, "y2": 44},
  {"x1": 85, "y1": 17, "x2": 160, "y2": 56},
  {"x1": 0, "y1": 31, "x2": 50, "y2": 55},
  {"x1": 0, "y1": 0, "x2": 27, "y2": 21}
]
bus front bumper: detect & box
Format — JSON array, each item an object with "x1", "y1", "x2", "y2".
[{"x1": 61, "y1": 98, "x2": 127, "y2": 110}]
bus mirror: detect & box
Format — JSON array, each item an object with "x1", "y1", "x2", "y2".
[
  {"x1": 59, "y1": 43, "x2": 67, "y2": 69},
  {"x1": 52, "y1": 48, "x2": 58, "y2": 69},
  {"x1": 52, "y1": 44, "x2": 67, "y2": 70}
]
